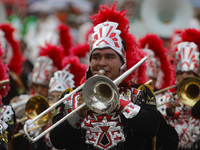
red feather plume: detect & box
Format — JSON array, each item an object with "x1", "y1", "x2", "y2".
[
  {"x1": 62, "y1": 56, "x2": 87, "y2": 86},
  {"x1": 58, "y1": 24, "x2": 73, "y2": 56},
  {"x1": 39, "y1": 43, "x2": 64, "y2": 70},
  {"x1": 85, "y1": 26, "x2": 94, "y2": 43},
  {"x1": 70, "y1": 43, "x2": 90, "y2": 58},
  {"x1": 139, "y1": 34, "x2": 174, "y2": 88},
  {"x1": 90, "y1": 2, "x2": 147, "y2": 85},
  {"x1": 169, "y1": 29, "x2": 183, "y2": 53},
  {"x1": 0, "y1": 44, "x2": 10, "y2": 103},
  {"x1": 0, "y1": 23, "x2": 23, "y2": 75},
  {"x1": 181, "y1": 28, "x2": 200, "y2": 51}
]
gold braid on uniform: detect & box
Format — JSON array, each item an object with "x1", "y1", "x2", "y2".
[{"x1": 136, "y1": 84, "x2": 156, "y2": 106}]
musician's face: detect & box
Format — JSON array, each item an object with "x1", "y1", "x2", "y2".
[
  {"x1": 31, "y1": 83, "x2": 49, "y2": 98},
  {"x1": 176, "y1": 71, "x2": 196, "y2": 83},
  {"x1": 90, "y1": 48, "x2": 123, "y2": 80},
  {"x1": 47, "y1": 91, "x2": 62, "y2": 104},
  {"x1": 47, "y1": 91, "x2": 62, "y2": 119}
]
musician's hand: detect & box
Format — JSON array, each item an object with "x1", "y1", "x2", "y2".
[
  {"x1": 77, "y1": 94, "x2": 89, "y2": 117},
  {"x1": 25, "y1": 119, "x2": 41, "y2": 137},
  {"x1": 167, "y1": 95, "x2": 181, "y2": 115},
  {"x1": 10, "y1": 96, "x2": 19, "y2": 103}
]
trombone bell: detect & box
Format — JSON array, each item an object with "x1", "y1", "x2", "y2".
[
  {"x1": 25, "y1": 95, "x2": 50, "y2": 125},
  {"x1": 177, "y1": 77, "x2": 200, "y2": 107},
  {"x1": 82, "y1": 75, "x2": 119, "y2": 114}
]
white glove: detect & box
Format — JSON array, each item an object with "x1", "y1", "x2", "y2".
[{"x1": 25, "y1": 119, "x2": 41, "y2": 137}]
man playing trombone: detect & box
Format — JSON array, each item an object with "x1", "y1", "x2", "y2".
[
  {"x1": 50, "y1": 2, "x2": 160, "y2": 150},
  {"x1": 157, "y1": 28, "x2": 200, "y2": 149}
]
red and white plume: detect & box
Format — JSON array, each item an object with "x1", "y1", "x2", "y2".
[
  {"x1": 58, "y1": 24, "x2": 73, "y2": 56},
  {"x1": 39, "y1": 43, "x2": 65, "y2": 70},
  {"x1": 0, "y1": 44, "x2": 10, "y2": 104},
  {"x1": 0, "y1": 23, "x2": 23, "y2": 75},
  {"x1": 70, "y1": 43, "x2": 90, "y2": 66},
  {"x1": 139, "y1": 34, "x2": 174, "y2": 89}
]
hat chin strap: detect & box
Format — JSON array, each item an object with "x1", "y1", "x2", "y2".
[{"x1": 119, "y1": 63, "x2": 126, "y2": 76}]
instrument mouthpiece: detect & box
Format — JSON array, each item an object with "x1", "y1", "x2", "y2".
[{"x1": 99, "y1": 69, "x2": 105, "y2": 75}]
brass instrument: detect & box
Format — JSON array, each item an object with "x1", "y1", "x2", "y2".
[
  {"x1": 156, "y1": 77, "x2": 200, "y2": 107},
  {"x1": 13, "y1": 95, "x2": 50, "y2": 138},
  {"x1": 154, "y1": 85, "x2": 177, "y2": 95},
  {"x1": 177, "y1": 76, "x2": 200, "y2": 107},
  {"x1": 140, "y1": 0, "x2": 193, "y2": 38},
  {"x1": 23, "y1": 56, "x2": 148, "y2": 143},
  {"x1": 25, "y1": 95, "x2": 50, "y2": 125}
]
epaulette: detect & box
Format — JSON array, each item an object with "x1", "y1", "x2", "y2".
[
  {"x1": 55, "y1": 87, "x2": 74, "y2": 116},
  {"x1": 58, "y1": 87, "x2": 74, "y2": 100},
  {"x1": 136, "y1": 84, "x2": 156, "y2": 106}
]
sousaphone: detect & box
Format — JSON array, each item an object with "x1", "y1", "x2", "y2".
[{"x1": 140, "y1": 0, "x2": 194, "y2": 38}]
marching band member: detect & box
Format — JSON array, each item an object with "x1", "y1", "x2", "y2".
[
  {"x1": 50, "y1": 2, "x2": 160, "y2": 150},
  {"x1": 0, "y1": 23, "x2": 24, "y2": 105},
  {"x1": 157, "y1": 28, "x2": 200, "y2": 149},
  {"x1": 30, "y1": 56, "x2": 55, "y2": 98},
  {"x1": 12, "y1": 56, "x2": 56, "y2": 150},
  {"x1": 44, "y1": 69, "x2": 75, "y2": 150},
  {"x1": 139, "y1": 34, "x2": 174, "y2": 91},
  {"x1": 0, "y1": 43, "x2": 15, "y2": 150},
  {"x1": 139, "y1": 34, "x2": 178, "y2": 150}
]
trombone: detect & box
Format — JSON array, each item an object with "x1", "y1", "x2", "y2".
[
  {"x1": 23, "y1": 56, "x2": 148, "y2": 143},
  {"x1": 177, "y1": 76, "x2": 200, "y2": 107},
  {"x1": 13, "y1": 95, "x2": 50, "y2": 138},
  {"x1": 156, "y1": 76, "x2": 200, "y2": 107}
]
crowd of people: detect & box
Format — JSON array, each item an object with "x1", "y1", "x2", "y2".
[{"x1": 0, "y1": 0, "x2": 200, "y2": 150}]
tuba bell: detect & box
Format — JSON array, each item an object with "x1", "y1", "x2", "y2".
[
  {"x1": 177, "y1": 76, "x2": 200, "y2": 107},
  {"x1": 140, "y1": 0, "x2": 194, "y2": 38}
]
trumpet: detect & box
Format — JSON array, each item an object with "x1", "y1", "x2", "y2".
[{"x1": 23, "y1": 56, "x2": 148, "y2": 143}]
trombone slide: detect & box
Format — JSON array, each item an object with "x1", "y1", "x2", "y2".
[{"x1": 24, "y1": 103, "x2": 86, "y2": 142}]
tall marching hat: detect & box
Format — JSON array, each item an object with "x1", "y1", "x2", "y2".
[
  {"x1": 31, "y1": 56, "x2": 54, "y2": 86},
  {"x1": 62, "y1": 56, "x2": 87, "y2": 87},
  {"x1": 139, "y1": 34, "x2": 174, "y2": 88},
  {"x1": 48, "y1": 70, "x2": 75, "y2": 94},
  {"x1": 88, "y1": 2, "x2": 148, "y2": 84},
  {"x1": 175, "y1": 28, "x2": 200, "y2": 76},
  {"x1": 32, "y1": 42, "x2": 66, "y2": 86}
]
